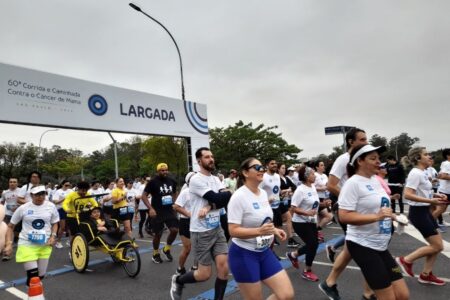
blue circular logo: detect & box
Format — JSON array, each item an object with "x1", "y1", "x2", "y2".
[
  {"x1": 88, "y1": 94, "x2": 108, "y2": 116},
  {"x1": 32, "y1": 219, "x2": 45, "y2": 230},
  {"x1": 273, "y1": 186, "x2": 279, "y2": 194}
]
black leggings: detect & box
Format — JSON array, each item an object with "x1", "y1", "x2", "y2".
[
  {"x1": 293, "y1": 222, "x2": 318, "y2": 267},
  {"x1": 138, "y1": 210, "x2": 147, "y2": 233}
]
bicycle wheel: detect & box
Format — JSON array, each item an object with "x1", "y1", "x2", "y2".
[
  {"x1": 71, "y1": 233, "x2": 89, "y2": 273},
  {"x1": 121, "y1": 245, "x2": 141, "y2": 278}
]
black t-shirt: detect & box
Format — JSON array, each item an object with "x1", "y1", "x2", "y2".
[{"x1": 144, "y1": 176, "x2": 177, "y2": 211}]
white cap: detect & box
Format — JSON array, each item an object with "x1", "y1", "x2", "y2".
[
  {"x1": 349, "y1": 145, "x2": 386, "y2": 166},
  {"x1": 287, "y1": 166, "x2": 295, "y2": 171},
  {"x1": 30, "y1": 185, "x2": 46, "y2": 194},
  {"x1": 185, "y1": 172, "x2": 196, "y2": 185}
]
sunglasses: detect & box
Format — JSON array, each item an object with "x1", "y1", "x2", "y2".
[{"x1": 249, "y1": 164, "x2": 266, "y2": 172}]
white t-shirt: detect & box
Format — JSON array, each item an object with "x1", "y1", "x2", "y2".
[
  {"x1": 438, "y1": 161, "x2": 450, "y2": 194},
  {"x1": 314, "y1": 172, "x2": 329, "y2": 199},
  {"x1": 1, "y1": 188, "x2": 20, "y2": 216},
  {"x1": 88, "y1": 187, "x2": 106, "y2": 204},
  {"x1": 137, "y1": 185, "x2": 147, "y2": 210},
  {"x1": 330, "y1": 152, "x2": 350, "y2": 188},
  {"x1": 10, "y1": 201, "x2": 59, "y2": 246},
  {"x1": 103, "y1": 188, "x2": 113, "y2": 207},
  {"x1": 223, "y1": 177, "x2": 237, "y2": 192},
  {"x1": 174, "y1": 188, "x2": 192, "y2": 219},
  {"x1": 189, "y1": 173, "x2": 224, "y2": 232},
  {"x1": 338, "y1": 175, "x2": 391, "y2": 251},
  {"x1": 405, "y1": 168, "x2": 433, "y2": 206},
  {"x1": 291, "y1": 184, "x2": 320, "y2": 223},
  {"x1": 52, "y1": 188, "x2": 73, "y2": 209},
  {"x1": 19, "y1": 184, "x2": 44, "y2": 203},
  {"x1": 260, "y1": 173, "x2": 281, "y2": 209},
  {"x1": 227, "y1": 186, "x2": 273, "y2": 251}
]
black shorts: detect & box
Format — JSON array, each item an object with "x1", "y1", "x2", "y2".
[
  {"x1": 102, "y1": 205, "x2": 113, "y2": 215},
  {"x1": 347, "y1": 240, "x2": 403, "y2": 290},
  {"x1": 112, "y1": 206, "x2": 134, "y2": 221},
  {"x1": 179, "y1": 218, "x2": 190, "y2": 238},
  {"x1": 278, "y1": 202, "x2": 289, "y2": 215},
  {"x1": 66, "y1": 217, "x2": 79, "y2": 235},
  {"x1": 408, "y1": 206, "x2": 438, "y2": 238},
  {"x1": 151, "y1": 210, "x2": 179, "y2": 234}
]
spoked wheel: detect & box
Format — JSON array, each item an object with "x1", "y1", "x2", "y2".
[
  {"x1": 71, "y1": 233, "x2": 89, "y2": 273},
  {"x1": 121, "y1": 245, "x2": 141, "y2": 278}
]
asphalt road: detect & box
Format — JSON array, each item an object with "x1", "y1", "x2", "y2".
[{"x1": 2, "y1": 211, "x2": 450, "y2": 299}]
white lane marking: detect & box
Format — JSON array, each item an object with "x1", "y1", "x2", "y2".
[
  {"x1": 0, "y1": 280, "x2": 27, "y2": 299},
  {"x1": 134, "y1": 239, "x2": 152, "y2": 243},
  {"x1": 314, "y1": 261, "x2": 450, "y2": 282},
  {"x1": 399, "y1": 223, "x2": 450, "y2": 258}
]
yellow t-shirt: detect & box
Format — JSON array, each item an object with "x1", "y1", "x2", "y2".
[
  {"x1": 62, "y1": 191, "x2": 98, "y2": 218},
  {"x1": 111, "y1": 188, "x2": 127, "y2": 209}
]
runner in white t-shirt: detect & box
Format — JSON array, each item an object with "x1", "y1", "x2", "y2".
[
  {"x1": 436, "y1": 150, "x2": 450, "y2": 226},
  {"x1": 52, "y1": 180, "x2": 73, "y2": 249},
  {"x1": 338, "y1": 144, "x2": 409, "y2": 299},
  {"x1": 313, "y1": 160, "x2": 333, "y2": 243},
  {"x1": 17, "y1": 171, "x2": 44, "y2": 204},
  {"x1": 228, "y1": 157, "x2": 294, "y2": 300},
  {"x1": 395, "y1": 147, "x2": 448, "y2": 286},
  {"x1": 170, "y1": 147, "x2": 232, "y2": 300},
  {"x1": 173, "y1": 172, "x2": 197, "y2": 275},
  {"x1": 4, "y1": 185, "x2": 59, "y2": 287},
  {"x1": 1, "y1": 177, "x2": 20, "y2": 261},
  {"x1": 287, "y1": 166, "x2": 321, "y2": 282}
]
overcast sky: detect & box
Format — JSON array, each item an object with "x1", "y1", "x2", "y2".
[{"x1": 1, "y1": 0, "x2": 449, "y2": 159}]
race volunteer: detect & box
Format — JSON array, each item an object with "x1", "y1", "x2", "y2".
[{"x1": 4, "y1": 186, "x2": 59, "y2": 286}]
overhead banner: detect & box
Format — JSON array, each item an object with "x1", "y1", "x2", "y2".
[{"x1": 0, "y1": 62, "x2": 209, "y2": 169}]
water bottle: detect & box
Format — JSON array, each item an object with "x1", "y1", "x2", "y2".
[{"x1": 379, "y1": 197, "x2": 391, "y2": 234}]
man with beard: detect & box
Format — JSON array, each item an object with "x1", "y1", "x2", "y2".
[
  {"x1": 170, "y1": 147, "x2": 232, "y2": 300},
  {"x1": 141, "y1": 163, "x2": 178, "y2": 264}
]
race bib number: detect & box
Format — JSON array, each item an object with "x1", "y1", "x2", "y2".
[
  {"x1": 128, "y1": 206, "x2": 135, "y2": 214},
  {"x1": 270, "y1": 198, "x2": 280, "y2": 209},
  {"x1": 119, "y1": 206, "x2": 128, "y2": 216},
  {"x1": 255, "y1": 234, "x2": 274, "y2": 251},
  {"x1": 162, "y1": 195, "x2": 173, "y2": 206},
  {"x1": 282, "y1": 196, "x2": 290, "y2": 206},
  {"x1": 28, "y1": 230, "x2": 46, "y2": 244},
  {"x1": 205, "y1": 211, "x2": 220, "y2": 229},
  {"x1": 6, "y1": 204, "x2": 17, "y2": 211}
]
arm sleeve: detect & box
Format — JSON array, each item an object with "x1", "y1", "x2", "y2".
[
  {"x1": 405, "y1": 171, "x2": 420, "y2": 190},
  {"x1": 51, "y1": 205, "x2": 60, "y2": 224},
  {"x1": 202, "y1": 191, "x2": 232, "y2": 209},
  {"x1": 227, "y1": 193, "x2": 243, "y2": 225},
  {"x1": 337, "y1": 181, "x2": 359, "y2": 211},
  {"x1": 10, "y1": 205, "x2": 23, "y2": 225}
]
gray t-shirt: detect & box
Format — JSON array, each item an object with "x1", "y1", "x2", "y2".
[
  {"x1": 189, "y1": 173, "x2": 224, "y2": 232},
  {"x1": 10, "y1": 200, "x2": 59, "y2": 246},
  {"x1": 227, "y1": 186, "x2": 274, "y2": 252},
  {"x1": 338, "y1": 175, "x2": 391, "y2": 251}
]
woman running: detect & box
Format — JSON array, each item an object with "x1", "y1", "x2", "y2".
[
  {"x1": 396, "y1": 147, "x2": 447, "y2": 285},
  {"x1": 228, "y1": 157, "x2": 294, "y2": 300},
  {"x1": 4, "y1": 186, "x2": 59, "y2": 286},
  {"x1": 286, "y1": 165, "x2": 320, "y2": 281},
  {"x1": 52, "y1": 180, "x2": 73, "y2": 249},
  {"x1": 338, "y1": 144, "x2": 409, "y2": 299},
  {"x1": 111, "y1": 178, "x2": 133, "y2": 239}
]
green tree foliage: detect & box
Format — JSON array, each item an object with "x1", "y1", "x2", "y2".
[
  {"x1": 386, "y1": 133, "x2": 420, "y2": 161},
  {"x1": 209, "y1": 121, "x2": 302, "y2": 171}
]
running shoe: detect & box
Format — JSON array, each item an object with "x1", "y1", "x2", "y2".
[
  {"x1": 286, "y1": 252, "x2": 299, "y2": 269},
  {"x1": 317, "y1": 231, "x2": 325, "y2": 243},
  {"x1": 55, "y1": 241, "x2": 63, "y2": 249},
  {"x1": 163, "y1": 249, "x2": 173, "y2": 261},
  {"x1": 170, "y1": 274, "x2": 184, "y2": 300},
  {"x1": 65, "y1": 240, "x2": 71, "y2": 247},
  {"x1": 176, "y1": 267, "x2": 186, "y2": 275},
  {"x1": 318, "y1": 281, "x2": 341, "y2": 300},
  {"x1": 437, "y1": 225, "x2": 446, "y2": 233},
  {"x1": 301, "y1": 271, "x2": 319, "y2": 282},
  {"x1": 152, "y1": 253, "x2": 163, "y2": 264},
  {"x1": 2, "y1": 255, "x2": 11, "y2": 261},
  {"x1": 418, "y1": 272, "x2": 445, "y2": 286},
  {"x1": 440, "y1": 221, "x2": 450, "y2": 227},
  {"x1": 395, "y1": 256, "x2": 414, "y2": 277},
  {"x1": 326, "y1": 245, "x2": 336, "y2": 263},
  {"x1": 287, "y1": 238, "x2": 300, "y2": 248},
  {"x1": 190, "y1": 265, "x2": 198, "y2": 271}
]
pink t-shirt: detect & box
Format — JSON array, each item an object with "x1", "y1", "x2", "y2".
[{"x1": 376, "y1": 176, "x2": 391, "y2": 196}]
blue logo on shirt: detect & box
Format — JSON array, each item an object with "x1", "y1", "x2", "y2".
[
  {"x1": 273, "y1": 186, "x2": 279, "y2": 194},
  {"x1": 27, "y1": 210, "x2": 33, "y2": 215},
  {"x1": 366, "y1": 185, "x2": 374, "y2": 191},
  {"x1": 253, "y1": 203, "x2": 260, "y2": 209},
  {"x1": 32, "y1": 219, "x2": 45, "y2": 230},
  {"x1": 307, "y1": 192, "x2": 312, "y2": 197}
]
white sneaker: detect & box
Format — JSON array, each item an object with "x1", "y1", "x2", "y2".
[
  {"x1": 440, "y1": 221, "x2": 450, "y2": 227},
  {"x1": 66, "y1": 240, "x2": 71, "y2": 247},
  {"x1": 55, "y1": 242, "x2": 63, "y2": 249}
]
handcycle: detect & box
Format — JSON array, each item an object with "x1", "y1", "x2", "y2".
[{"x1": 70, "y1": 195, "x2": 141, "y2": 277}]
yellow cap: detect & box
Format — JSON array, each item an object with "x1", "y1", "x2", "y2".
[{"x1": 156, "y1": 163, "x2": 168, "y2": 171}]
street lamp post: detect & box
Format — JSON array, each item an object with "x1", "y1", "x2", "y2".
[
  {"x1": 129, "y1": 3, "x2": 186, "y2": 100},
  {"x1": 37, "y1": 128, "x2": 59, "y2": 169}
]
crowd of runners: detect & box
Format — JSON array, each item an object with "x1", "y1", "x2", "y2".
[{"x1": 1, "y1": 131, "x2": 450, "y2": 300}]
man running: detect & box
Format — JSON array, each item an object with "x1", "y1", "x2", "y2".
[
  {"x1": 141, "y1": 163, "x2": 179, "y2": 264},
  {"x1": 170, "y1": 147, "x2": 232, "y2": 300}
]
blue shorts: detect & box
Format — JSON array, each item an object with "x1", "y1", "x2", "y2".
[
  {"x1": 58, "y1": 208, "x2": 67, "y2": 220},
  {"x1": 228, "y1": 242, "x2": 283, "y2": 283}
]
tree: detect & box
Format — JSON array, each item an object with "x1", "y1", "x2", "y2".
[
  {"x1": 209, "y1": 121, "x2": 302, "y2": 171},
  {"x1": 369, "y1": 134, "x2": 388, "y2": 148},
  {"x1": 387, "y1": 133, "x2": 420, "y2": 160}
]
